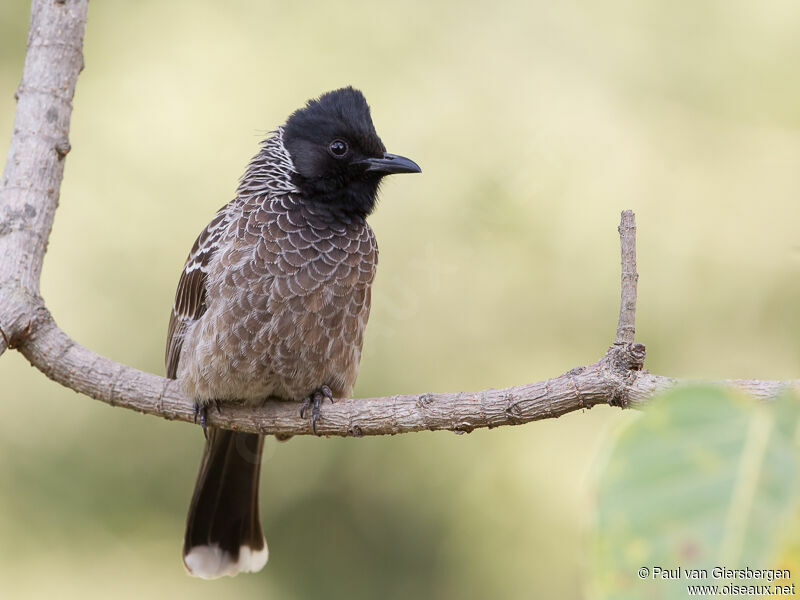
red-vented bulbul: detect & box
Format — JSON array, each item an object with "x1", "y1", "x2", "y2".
[{"x1": 165, "y1": 87, "x2": 420, "y2": 578}]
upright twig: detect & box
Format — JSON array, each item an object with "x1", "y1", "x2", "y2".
[{"x1": 615, "y1": 210, "x2": 638, "y2": 345}]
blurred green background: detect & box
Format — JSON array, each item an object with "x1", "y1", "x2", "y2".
[{"x1": 1, "y1": 1, "x2": 800, "y2": 598}]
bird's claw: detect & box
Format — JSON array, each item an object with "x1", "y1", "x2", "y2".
[
  {"x1": 300, "y1": 385, "x2": 334, "y2": 435},
  {"x1": 321, "y1": 385, "x2": 335, "y2": 404},
  {"x1": 193, "y1": 401, "x2": 208, "y2": 440}
]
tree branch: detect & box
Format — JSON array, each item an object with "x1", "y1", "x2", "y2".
[
  {"x1": 1, "y1": 1, "x2": 798, "y2": 438},
  {"x1": 0, "y1": 0, "x2": 85, "y2": 356},
  {"x1": 615, "y1": 210, "x2": 637, "y2": 345}
]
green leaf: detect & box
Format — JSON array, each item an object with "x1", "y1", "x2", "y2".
[{"x1": 589, "y1": 385, "x2": 800, "y2": 600}]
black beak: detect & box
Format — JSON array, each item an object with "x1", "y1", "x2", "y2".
[{"x1": 358, "y1": 153, "x2": 421, "y2": 175}]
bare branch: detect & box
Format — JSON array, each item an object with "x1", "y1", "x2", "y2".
[
  {"x1": 21, "y1": 309, "x2": 652, "y2": 436},
  {"x1": 18, "y1": 305, "x2": 800, "y2": 436},
  {"x1": 615, "y1": 210, "x2": 638, "y2": 345},
  {"x1": 626, "y1": 373, "x2": 800, "y2": 407},
  {"x1": 1, "y1": 1, "x2": 798, "y2": 439},
  {"x1": 0, "y1": 0, "x2": 87, "y2": 347}
]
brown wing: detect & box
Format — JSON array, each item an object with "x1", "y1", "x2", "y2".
[{"x1": 165, "y1": 207, "x2": 230, "y2": 379}]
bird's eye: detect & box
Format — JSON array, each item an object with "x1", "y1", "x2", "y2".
[{"x1": 328, "y1": 139, "x2": 348, "y2": 157}]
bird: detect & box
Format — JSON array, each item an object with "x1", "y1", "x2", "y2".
[{"x1": 165, "y1": 87, "x2": 420, "y2": 579}]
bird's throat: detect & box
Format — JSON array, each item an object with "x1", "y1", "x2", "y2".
[{"x1": 292, "y1": 174, "x2": 380, "y2": 222}]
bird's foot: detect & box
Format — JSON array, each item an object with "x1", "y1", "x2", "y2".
[
  {"x1": 299, "y1": 385, "x2": 334, "y2": 435},
  {"x1": 193, "y1": 401, "x2": 208, "y2": 440}
]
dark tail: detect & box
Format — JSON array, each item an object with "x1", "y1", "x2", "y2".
[{"x1": 182, "y1": 428, "x2": 268, "y2": 579}]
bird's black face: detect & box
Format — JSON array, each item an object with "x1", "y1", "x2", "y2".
[{"x1": 283, "y1": 87, "x2": 420, "y2": 220}]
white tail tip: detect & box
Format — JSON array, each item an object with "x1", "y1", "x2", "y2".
[{"x1": 183, "y1": 541, "x2": 269, "y2": 579}]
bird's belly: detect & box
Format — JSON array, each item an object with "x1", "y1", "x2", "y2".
[{"x1": 177, "y1": 282, "x2": 368, "y2": 403}]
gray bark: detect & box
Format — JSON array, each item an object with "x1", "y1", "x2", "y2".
[{"x1": 0, "y1": 0, "x2": 85, "y2": 356}]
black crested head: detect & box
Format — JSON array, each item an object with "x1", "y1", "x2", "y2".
[{"x1": 282, "y1": 87, "x2": 420, "y2": 220}]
